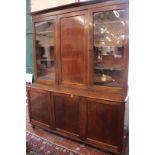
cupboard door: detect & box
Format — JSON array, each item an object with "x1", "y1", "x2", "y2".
[
  {"x1": 28, "y1": 88, "x2": 51, "y2": 128},
  {"x1": 33, "y1": 16, "x2": 57, "y2": 85},
  {"x1": 87, "y1": 99, "x2": 124, "y2": 152},
  {"x1": 53, "y1": 93, "x2": 80, "y2": 136},
  {"x1": 91, "y1": 5, "x2": 128, "y2": 88},
  {"x1": 58, "y1": 11, "x2": 88, "y2": 87}
]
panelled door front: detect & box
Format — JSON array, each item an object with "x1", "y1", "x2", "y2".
[
  {"x1": 28, "y1": 88, "x2": 51, "y2": 129},
  {"x1": 86, "y1": 99, "x2": 125, "y2": 152},
  {"x1": 53, "y1": 93, "x2": 80, "y2": 138},
  {"x1": 57, "y1": 11, "x2": 89, "y2": 87}
]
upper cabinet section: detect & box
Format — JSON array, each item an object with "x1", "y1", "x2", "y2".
[
  {"x1": 34, "y1": 19, "x2": 56, "y2": 84},
  {"x1": 93, "y1": 8, "x2": 128, "y2": 88},
  {"x1": 31, "y1": 0, "x2": 128, "y2": 91}
]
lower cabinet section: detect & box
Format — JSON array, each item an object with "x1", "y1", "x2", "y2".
[{"x1": 27, "y1": 87, "x2": 125, "y2": 153}]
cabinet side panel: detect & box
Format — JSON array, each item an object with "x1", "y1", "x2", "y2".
[{"x1": 60, "y1": 14, "x2": 86, "y2": 85}]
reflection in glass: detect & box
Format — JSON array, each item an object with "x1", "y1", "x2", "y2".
[
  {"x1": 35, "y1": 21, "x2": 55, "y2": 80},
  {"x1": 93, "y1": 10, "x2": 126, "y2": 87}
]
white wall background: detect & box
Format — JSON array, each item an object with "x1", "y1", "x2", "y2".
[{"x1": 31, "y1": 0, "x2": 77, "y2": 12}]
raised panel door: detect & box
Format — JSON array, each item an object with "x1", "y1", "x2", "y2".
[
  {"x1": 53, "y1": 93, "x2": 80, "y2": 136},
  {"x1": 58, "y1": 11, "x2": 88, "y2": 87},
  {"x1": 87, "y1": 99, "x2": 125, "y2": 151},
  {"x1": 28, "y1": 88, "x2": 51, "y2": 127}
]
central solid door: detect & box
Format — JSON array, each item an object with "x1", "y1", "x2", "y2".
[{"x1": 57, "y1": 11, "x2": 89, "y2": 87}]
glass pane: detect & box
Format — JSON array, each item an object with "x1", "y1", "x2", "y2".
[
  {"x1": 35, "y1": 21, "x2": 55, "y2": 80},
  {"x1": 93, "y1": 9, "x2": 126, "y2": 87}
]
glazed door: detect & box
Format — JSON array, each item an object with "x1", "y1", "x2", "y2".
[
  {"x1": 90, "y1": 4, "x2": 129, "y2": 88},
  {"x1": 57, "y1": 11, "x2": 89, "y2": 87},
  {"x1": 33, "y1": 16, "x2": 57, "y2": 85}
]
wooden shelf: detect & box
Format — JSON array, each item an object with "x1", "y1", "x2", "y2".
[
  {"x1": 37, "y1": 31, "x2": 54, "y2": 34},
  {"x1": 36, "y1": 31, "x2": 54, "y2": 36},
  {"x1": 40, "y1": 59, "x2": 55, "y2": 62},
  {"x1": 94, "y1": 81, "x2": 120, "y2": 87},
  {"x1": 94, "y1": 20, "x2": 125, "y2": 25},
  {"x1": 94, "y1": 66, "x2": 123, "y2": 71}
]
